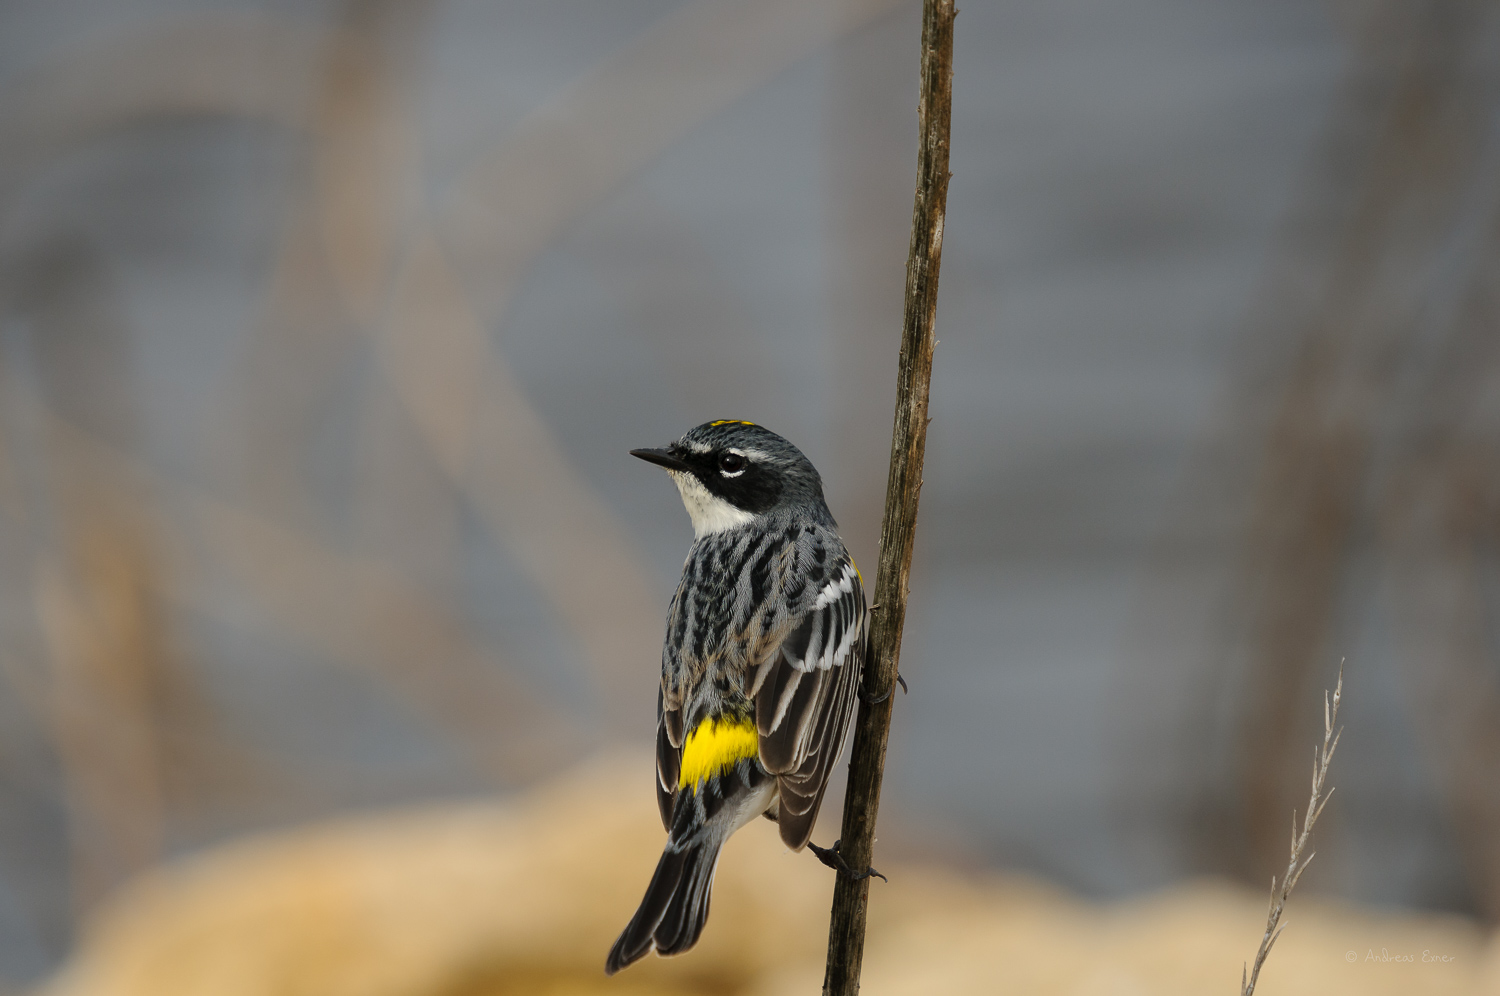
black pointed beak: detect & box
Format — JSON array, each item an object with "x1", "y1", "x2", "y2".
[{"x1": 630, "y1": 447, "x2": 690, "y2": 472}]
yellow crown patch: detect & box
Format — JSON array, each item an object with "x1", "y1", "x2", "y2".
[{"x1": 709, "y1": 420, "x2": 756, "y2": 427}]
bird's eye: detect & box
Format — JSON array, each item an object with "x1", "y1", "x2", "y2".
[{"x1": 718, "y1": 452, "x2": 746, "y2": 476}]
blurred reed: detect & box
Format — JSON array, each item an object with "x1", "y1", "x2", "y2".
[
  {"x1": 1223, "y1": 0, "x2": 1500, "y2": 895},
  {"x1": 1119, "y1": 0, "x2": 1500, "y2": 918}
]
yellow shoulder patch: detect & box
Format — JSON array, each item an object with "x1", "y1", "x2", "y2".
[
  {"x1": 678, "y1": 716, "x2": 759, "y2": 792},
  {"x1": 709, "y1": 419, "x2": 756, "y2": 427}
]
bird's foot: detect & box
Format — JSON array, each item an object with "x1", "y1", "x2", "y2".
[
  {"x1": 860, "y1": 672, "x2": 908, "y2": 704},
  {"x1": 808, "y1": 839, "x2": 887, "y2": 883}
]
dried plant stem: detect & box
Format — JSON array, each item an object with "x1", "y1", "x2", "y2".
[
  {"x1": 1241, "y1": 661, "x2": 1344, "y2": 996},
  {"x1": 821, "y1": 1, "x2": 954, "y2": 994}
]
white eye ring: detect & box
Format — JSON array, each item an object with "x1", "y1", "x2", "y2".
[{"x1": 719, "y1": 451, "x2": 748, "y2": 477}]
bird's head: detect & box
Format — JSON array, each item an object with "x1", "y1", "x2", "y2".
[{"x1": 631, "y1": 421, "x2": 828, "y2": 538}]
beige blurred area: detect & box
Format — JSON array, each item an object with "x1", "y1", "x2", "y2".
[
  {"x1": 36, "y1": 756, "x2": 1500, "y2": 996},
  {"x1": 3, "y1": 0, "x2": 1500, "y2": 991}
]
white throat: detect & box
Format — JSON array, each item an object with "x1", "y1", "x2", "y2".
[{"x1": 668, "y1": 470, "x2": 756, "y2": 538}]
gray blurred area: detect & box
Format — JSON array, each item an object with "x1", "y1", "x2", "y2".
[{"x1": 0, "y1": 0, "x2": 1498, "y2": 985}]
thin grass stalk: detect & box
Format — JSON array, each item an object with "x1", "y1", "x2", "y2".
[{"x1": 1241, "y1": 661, "x2": 1344, "y2": 995}]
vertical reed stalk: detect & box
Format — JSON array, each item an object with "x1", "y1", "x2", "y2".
[{"x1": 822, "y1": 2, "x2": 954, "y2": 992}]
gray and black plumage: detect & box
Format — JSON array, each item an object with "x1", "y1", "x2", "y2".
[{"x1": 606, "y1": 420, "x2": 866, "y2": 975}]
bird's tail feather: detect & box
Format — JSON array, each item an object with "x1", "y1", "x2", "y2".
[{"x1": 605, "y1": 836, "x2": 722, "y2": 975}]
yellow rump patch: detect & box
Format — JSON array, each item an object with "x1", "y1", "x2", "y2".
[
  {"x1": 678, "y1": 716, "x2": 759, "y2": 792},
  {"x1": 709, "y1": 420, "x2": 756, "y2": 427}
]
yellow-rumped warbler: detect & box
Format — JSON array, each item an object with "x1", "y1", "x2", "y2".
[{"x1": 606, "y1": 420, "x2": 867, "y2": 974}]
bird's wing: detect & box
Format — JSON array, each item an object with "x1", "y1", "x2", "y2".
[
  {"x1": 753, "y1": 558, "x2": 865, "y2": 850},
  {"x1": 655, "y1": 685, "x2": 684, "y2": 831}
]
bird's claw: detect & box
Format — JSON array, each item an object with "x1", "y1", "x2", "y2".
[
  {"x1": 860, "y1": 672, "x2": 908, "y2": 704},
  {"x1": 808, "y1": 839, "x2": 887, "y2": 883}
]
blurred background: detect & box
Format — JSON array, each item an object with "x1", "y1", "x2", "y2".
[{"x1": 1, "y1": 0, "x2": 1499, "y2": 992}]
